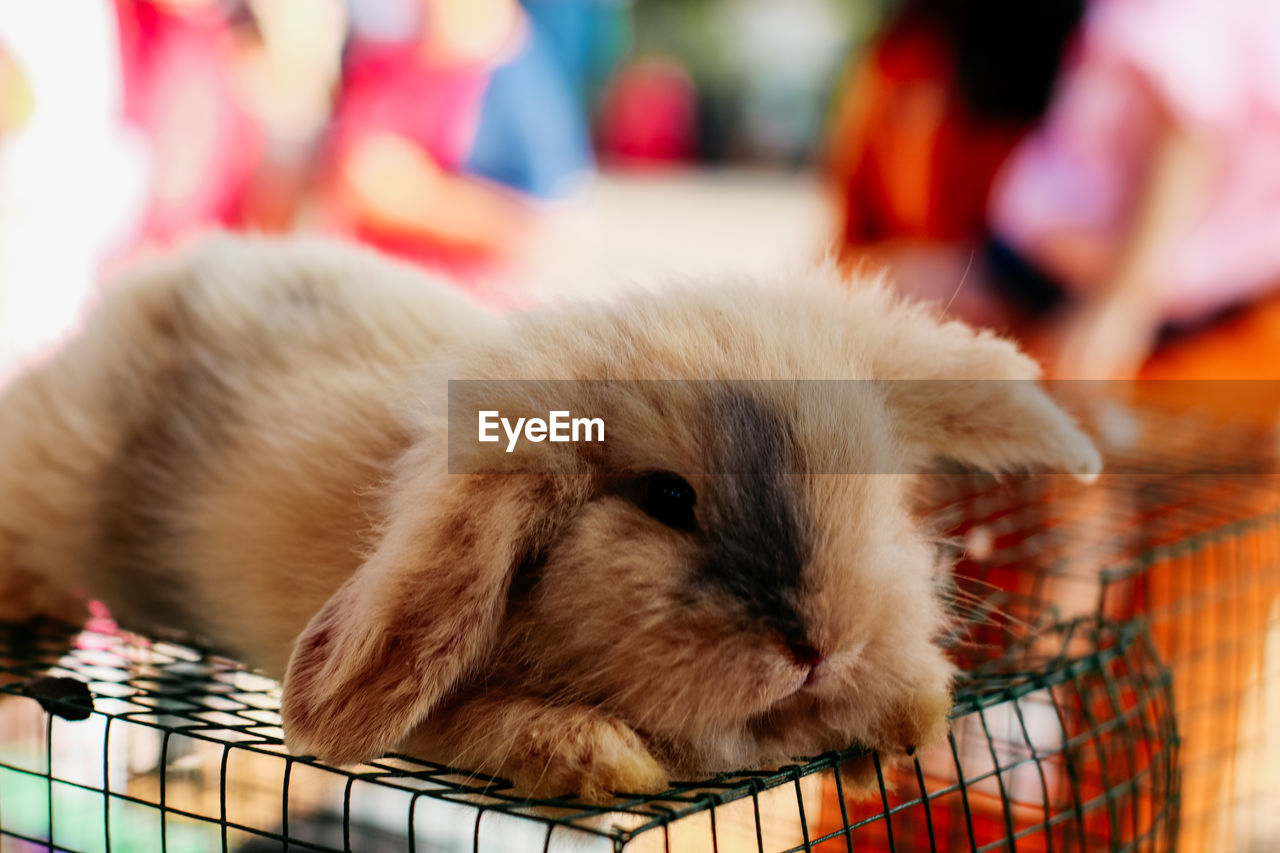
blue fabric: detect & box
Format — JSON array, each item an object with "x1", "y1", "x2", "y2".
[
  {"x1": 463, "y1": 23, "x2": 593, "y2": 200},
  {"x1": 521, "y1": 0, "x2": 626, "y2": 103}
]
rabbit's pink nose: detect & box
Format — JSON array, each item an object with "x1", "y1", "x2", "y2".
[{"x1": 787, "y1": 641, "x2": 824, "y2": 669}]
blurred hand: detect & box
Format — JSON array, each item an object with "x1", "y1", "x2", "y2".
[
  {"x1": 242, "y1": 0, "x2": 347, "y2": 137},
  {"x1": 1051, "y1": 289, "x2": 1161, "y2": 379},
  {"x1": 342, "y1": 133, "x2": 445, "y2": 222},
  {"x1": 0, "y1": 43, "x2": 33, "y2": 134},
  {"x1": 338, "y1": 131, "x2": 544, "y2": 262}
]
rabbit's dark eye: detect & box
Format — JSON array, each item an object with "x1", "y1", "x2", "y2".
[{"x1": 636, "y1": 471, "x2": 697, "y2": 532}]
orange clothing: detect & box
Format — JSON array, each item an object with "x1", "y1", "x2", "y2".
[{"x1": 828, "y1": 16, "x2": 1030, "y2": 248}]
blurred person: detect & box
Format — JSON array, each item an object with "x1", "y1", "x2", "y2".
[
  {"x1": 0, "y1": 1, "x2": 148, "y2": 379},
  {"x1": 995, "y1": 9, "x2": 1280, "y2": 848},
  {"x1": 235, "y1": 0, "x2": 348, "y2": 231},
  {"x1": 832, "y1": 0, "x2": 1280, "y2": 381},
  {"x1": 324, "y1": 0, "x2": 594, "y2": 300},
  {"x1": 521, "y1": 0, "x2": 630, "y2": 112},
  {"x1": 986, "y1": 0, "x2": 1280, "y2": 379},
  {"x1": 113, "y1": 0, "x2": 263, "y2": 246},
  {"x1": 2, "y1": 0, "x2": 341, "y2": 380},
  {"x1": 829, "y1": 0, "x2": 1083, "y2": 245},
  {"x1": 0, "y1": 42, "x2": 35, "y2": 137},
  {"x1": 826, "y1": 0, "x2": 1083, "y2": 328}
]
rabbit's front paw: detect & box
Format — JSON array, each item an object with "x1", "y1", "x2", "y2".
[
  {"x1": 873, "y1": 677, "x2": 953, "y2": 758},
  {"x1": 407, "y1": 697, "x2": 668, "y2": 802},
  {"x1": 515, "y1": 715, "x2": 669, "y2": 801}
]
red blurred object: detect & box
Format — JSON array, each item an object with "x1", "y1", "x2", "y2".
[
  {"x1": 321, "y1": 39, "x2": 495, "y2": 279},
  {"x1": 332, "y1": 40, "x2": 488, "y2": 178},
  {"x1": 828, "y1": 16, "x2": 1030, "y2": 248},
  {"x1": 597, "y1": 57, "x2": 698, "y2": 166},
  {"x1": 113, "y1": 0, "x2": 263, "y2": 244}
]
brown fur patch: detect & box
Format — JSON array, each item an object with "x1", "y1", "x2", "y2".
[{"x1": 95, "y1": 358, "x2": 229, "y2": 631}]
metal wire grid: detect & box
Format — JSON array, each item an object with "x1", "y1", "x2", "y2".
[
  {"x1": 929, "y1": 396, "x2": 1280, "y2": 852},
  {"x1": 6, "y1": 392, "x2": 1275, "y2": 852},
  {"x1": 815, "y1": 613, "x2": 1179, "y2": 853},
  {"x1": 0, "y1": 609, "x2": 1177, "y2": 853}
]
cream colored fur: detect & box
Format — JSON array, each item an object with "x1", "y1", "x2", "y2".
[{"x1": 0, "y1": 233, "x2": 1099, "y2": 801}]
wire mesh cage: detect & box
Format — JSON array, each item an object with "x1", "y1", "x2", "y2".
[
  {"x1": 0, "y1": 611, "x2": 1177, "y2": 853},
  {"x1": 2, "y1": 384, "x2": 1277, "y2": 852},
  {"x1": 928, "y1": 384, "x2": 1280, "y2": 852}
]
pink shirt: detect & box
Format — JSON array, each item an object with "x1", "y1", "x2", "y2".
[
  {"x1": 115, "y1": 0, "x2": 262, "y2": 244},
  {"x1": 322, "y1": 40, "x2": 496, "y2": 282},
  {"x1": 331, "y1": 40, "x2": 489, "y2": 174},
  {"x1": 989, "y1": 0, "x2": 1280, "y2": 322}
]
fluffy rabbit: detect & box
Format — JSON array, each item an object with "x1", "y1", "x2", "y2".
[{"x1": 0, "y1": 234, "x2": 1100, "y2": 800}]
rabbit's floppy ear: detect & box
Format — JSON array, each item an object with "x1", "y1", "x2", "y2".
[
  {"x1": 281, "y1": 465, "x2": 586, "y2": 766},
  {"x1": 868, "y1": 308, "x2": 1102, "y2": 481}
]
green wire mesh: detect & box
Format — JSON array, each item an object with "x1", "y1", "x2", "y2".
[
  {"x1": 4, "y1": 388, "x2": 1278, "y2": 852},
  {"x1": 930, "y1": 390, "x2": 1280, "y2": 852},
  {"x1": 0, "y1": 611, "x2": 1177, "y2": 853}
]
